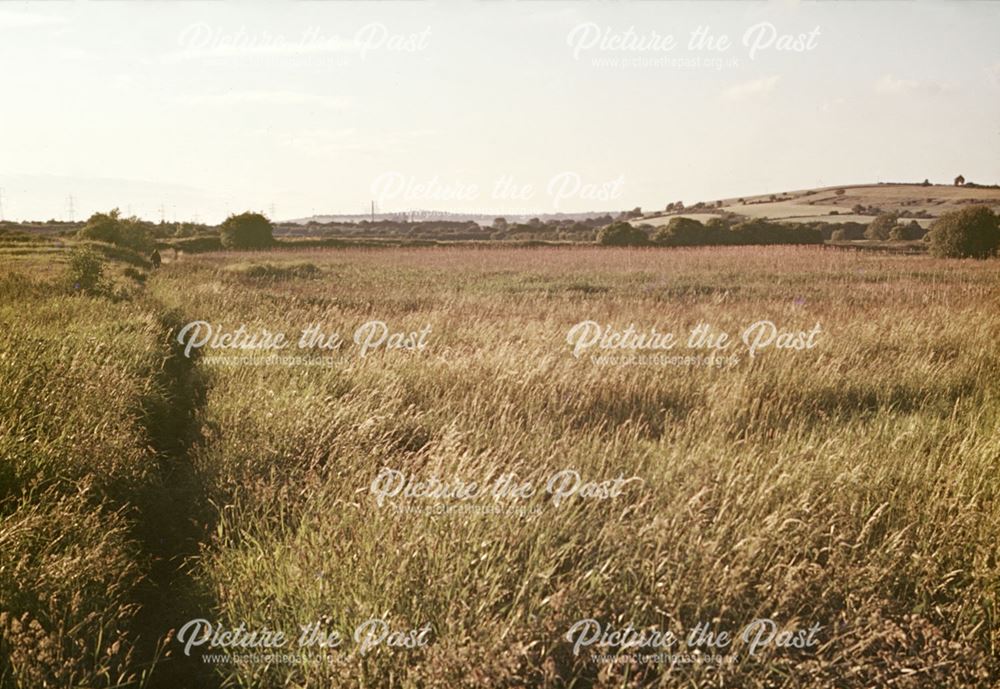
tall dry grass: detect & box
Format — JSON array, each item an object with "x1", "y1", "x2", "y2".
[
  {"x1": 2, "y1": 243, "x2": 997, "y2": 687},
  {"x1": 141, "y1": 245, "x2": 1000, "y2": 688},
  {"x1": 0, "y1": 271, "x2": 167, "y2": 687}
]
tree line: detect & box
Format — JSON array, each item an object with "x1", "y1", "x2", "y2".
[
  {"x1": 596, "y1": 208, "x2": 999, "y2": 258},
  {"x1": 68, "y1": 207, "x2": 1000, "y2": 259}
]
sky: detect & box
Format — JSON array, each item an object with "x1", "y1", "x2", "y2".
[{"x1": 0, "y1": 0, "x2": 998, "y2": 223}]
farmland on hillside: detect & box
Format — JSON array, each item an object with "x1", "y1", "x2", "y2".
[{"x1": 642, "y1": 183, "x2": 1000, "y2": 227}]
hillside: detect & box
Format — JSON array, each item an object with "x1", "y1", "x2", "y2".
[{"x1": 641, "y1": 182, "x2": 1000, "y2": 228}]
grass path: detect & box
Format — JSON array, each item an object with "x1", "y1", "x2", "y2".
[{"x1": 128, "y1": 303, "x2": 219, "y2": 689}]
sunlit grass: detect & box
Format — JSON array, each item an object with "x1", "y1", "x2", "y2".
[
  {"x1": 2, "y1": 244, "x2": 998, "y2": 688},
  {"x1": 153, "y1": 246, "x2": 1000, "y2": 688}
]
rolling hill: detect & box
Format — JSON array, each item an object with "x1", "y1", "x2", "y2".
[{"x1": 640, "y1": 182, "x2": 1000, "y2": 228}]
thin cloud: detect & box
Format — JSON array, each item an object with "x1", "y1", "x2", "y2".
[
  {"x1": 875, "y1": 74, "x2": 951, "y2": 94},
  {"x1": 174, "y1": 90, "x2": 354, "y2": 110},
  {"x1": 283, "y1": 128, "x2": 435, "y2": 156},
  {"x1": 723, "y1": 76, "x2": 779, "y2": 101},
  {"x1": 0, "y1": 10, "x2": 66, "y2": 30}
]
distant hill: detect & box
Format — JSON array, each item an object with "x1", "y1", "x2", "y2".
[{"x1": 639, "y1": 182, "x2": 1000, "y2": 228}]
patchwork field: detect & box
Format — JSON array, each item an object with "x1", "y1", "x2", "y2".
[
  {"x1": 2, "y1": 243, "x2": 999, "y2": 688},
  {"x1": 641, "y1": 183, "x2": 1000, "y2": 227}
]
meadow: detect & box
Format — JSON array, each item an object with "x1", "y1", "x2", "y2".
[{"x1": 2, "y1": 243, "x2": 999, "y2": 688}]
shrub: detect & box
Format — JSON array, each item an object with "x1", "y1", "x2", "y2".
[
  {"x1": 907, "y1": 220, "x2": 927, "y2": 239},
  {"x1": 171, "y1": 235, "x2": 223, "y2": 253},
  {"x1": 889, "y1": 221, "x2": 926, "y2": 242},
  {"x1": 596, "y1": 222, "x2": 648, "y2": 246},
  {"x1": 865, "y1": 212, "x2": 898, "y2": 240},
  {"x1": 77, "y1": 210, "x2": 122, "y2": 244},
  {"x1": 220, "y1": 212, "x2": 275, "y2": 250},
  {"x1": 831, "y1": 229, "x2": 847, "y2": 241},
  {"x1": 117, "y1": 219, "x2": 155, "y2": 252},
  {"x1": 928, "y1": 207, "x2": 1000, "y2": 258},
  {"x1": 228, "y1": 262, "x2": 322, "y2": 281},
  {"x1": 731, "y1": 219, "x2": 823, "y2": 246},
  {"x1": 704, "y1": 217, "x2": 733, "y2": 242},
  {"x1": 840, "y1": 222, "x2": 867, "y2": 240},
  {"x1": 79, "y1": 241, "x2": 150, "y2": 268},
  {"x1": 66, "y1": 248, "x2": 106, "y2": 295},
  {"x1": 123, "y1": 266, "x2": 147, "y2": 283},
  {"x1": 653, "y1": 217, "x2": 706, "y2": 246},
  {"x1": 77, "y1": 209, "x2": 154, "y2": 252}
]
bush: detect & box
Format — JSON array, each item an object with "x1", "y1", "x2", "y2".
[
  {"x1": 928, "y1": 207, "x2": 1000, "y2": 258},
  {"x1": 118, "y1": 219, "x2": 155, "y2": 252},
  {"x1": 704, "y1": 217, "x2": 733, "y2": 243},
  {"x1": 731, "y1": 219, "x2": 823, "y2": 246},
  {"x1": 66, "y1": 248, "x2": 106, "y2": 295},
  {"x1": 228, "y1": 262, "x2": 322, "y2": 281},
  {"x1": 77, "y1": 210, "x2": 122, "y2": 244},
  {"x1": 889, "y1": 221, "x2": 926, "y2": 242},
  {"x1": 123, "y1": 267, "x2": 147, "y2": 283},
  {"x1": 77, "y1": 209, "x2": 154, "y2": 253},
  {"x1": 171, "y1": 235, "x2": 224, "y2": 253},
  {"x1": 220, "y1": 212, "x2": 275, "y2": 250},
  {"x1": 907, "y1": 220, "x2": 927, "y2": 240},
  {"x1": 653, "y1": 217, "x2": 706, "y2": 246},
  {"x1": 596, "y1": 222, "x2": 648, "y2": 246},
  {"x1": 865, "y1": 212, "x2": 898, "y2": 240},
  {"x1": 648, "y1": 217, "x2": 822, "y2": 248},
  {"x1": 837, "y1": 222, "x2": 867, "y2": 240},
  {"x1": 79, "y1": 241, "x2": 150, "y2": 268}
]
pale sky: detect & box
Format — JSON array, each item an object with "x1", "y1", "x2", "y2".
[{"x1": 1, "y1": 1, "x2": 998, "y2": 223}]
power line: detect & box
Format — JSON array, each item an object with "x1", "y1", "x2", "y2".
[{"x1": 66, "y1": 195, "x2": 76, "y2": 222}]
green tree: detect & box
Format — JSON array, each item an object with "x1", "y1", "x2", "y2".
[
  {"x1": 653, "y1": 217, "x2": 706, "y2": 246},
  {"x1": 865, "y1": 212, "x2": 898, "y2": 240},
  {"x1": 596, "y1": 222, "x2": 648, "y2": 246},
  {"x1": 78, "y1": 209, "x2": 123, "y2": 244},
  {"x1": 77, "y1": 209, "x2": 154, "y2": 252},
  {"x1": 928, "y1": 207, "x2": 999, "y2": 258},
  {"x1": 220, "y1": 212, "x2": 275, "y2": 249},
  {"x1": 889, "y1": 220, "x2": 925, "y2": 241}
]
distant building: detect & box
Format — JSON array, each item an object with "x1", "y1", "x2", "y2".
[{"x1": 954, "y1": 175, "x2": 966, "y2": 186}]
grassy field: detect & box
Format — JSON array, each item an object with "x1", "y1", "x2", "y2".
[{"x1": 2, "y1": 243, "x2": 999, "y2": 688}]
